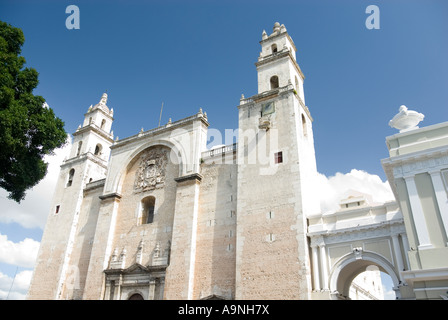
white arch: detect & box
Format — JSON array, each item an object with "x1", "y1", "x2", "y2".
[
  {"x1": 328, "y1": 250, "x2": 400, "y2": 300},
  {"x1": 124, "y1": 290, "x2": 145, "y2": 300},
  {"x1": 110, "y1": 139, "x2": 186, "y2": 195}
]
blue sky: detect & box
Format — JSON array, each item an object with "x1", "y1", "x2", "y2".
[{"x1": 0, "y1": 0, "x2": 447, "y2": 299}]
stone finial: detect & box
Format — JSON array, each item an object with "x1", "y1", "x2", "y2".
[
  {"x1": 99, "y1": 93, "x2": 108, "y2": 105},
  {"x1": 273, "y1": 22, "x2": 281, "y2": 33},
  {"x1": 240, "y1": 94, "x2": 245, "y2": 100},
  {"x1": 154, "y1": 242, "x2": 161, "y2": 258},
  {"x1": 164, "y1": 241, "x2": 171, "y2": 257},
  {"x1": 262, "y1": 30, "x2": 267, "y2": 40},
  {"x1": 389, "y1": 105, "x2": 425, "y2": 132},
  {"x1": 280, "y1": 23, "x2": 286, "y2": 33},
  {"x1": 136, "y1": 240, "x2": 143, "y2": 264},
  {"x1": 111, "y1": 248, "x2": 119, "y2": 262}
]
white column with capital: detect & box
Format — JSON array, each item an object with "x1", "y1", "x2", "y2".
[
  {"x1": 400, "y1": 233, "x2": 411, "y2": 270},
  {"x1": 310, "y1": 244, "x2": 320, "y2": 291},
  {"x1": 429, "y1": 170, "x2": 448, "y2": 243},
  {"x1": 404, "y1": 175, "x2": 432, "y2": 250},
  {"x1": 319, "y1": 242, "x2": 329, "y2": 290},
  {"x1": 391, "y1": 234, "x2": 405, "y2": 281}
]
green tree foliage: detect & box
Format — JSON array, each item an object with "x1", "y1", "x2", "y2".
[{"x1": 0, "y1": 21, "x2": 67, "y2": 202}]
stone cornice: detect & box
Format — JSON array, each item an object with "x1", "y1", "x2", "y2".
[
  {"x1": 238, "y1": 85, "x2": 312, "y2": 122},
  {"x1": 84, "y1": 106, "x2": 114, "y2": 121},
  {"x1": 73, "y1": 123, "x2": 114, "y2": 143},
  {"x1": 255, "y1": 50, "x2": 305, "y2": 81},
  {"x1": 111, "y1": 113, "x2": 209, "y2": 150},
  {"x1": 61, "y1": 152, "x2": 109, "y2": 170},
  {"x1": 307, "y1": 217, "x2": 405, "y2": 244},
  {"x1": 174, "y1": 173, "x2": 203, "y2": 184},
  {"x1": 83, "y1": 178, "x2": 106, "y2": 194},
  {"x1": 104, "y1": 263, "x2": 168, "y2": 275},
  {"x1": 259, "y1": 31, "x2": 297, "y2": 52},
  {"x1": 99, "y1": 192, "x2": 122, "y2": 201},
  {"x1": 382, "y1": 145, "x2": 448, "y2": 178}
]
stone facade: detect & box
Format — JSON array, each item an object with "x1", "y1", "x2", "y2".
[{"x1": 27, "y1": 23, "x2": 448, "y2": 300}]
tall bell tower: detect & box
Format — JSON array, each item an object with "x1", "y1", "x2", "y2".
[
  {"x1": 235, "y1": 22, "x2": 321, "y2": 299},
  {"x1": 28, "y1": 93, "x2": 114, "y2": 299}
]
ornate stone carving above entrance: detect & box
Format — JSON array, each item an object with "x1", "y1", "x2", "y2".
[{"x1": 134, "y1": 147, "x2": 169, "y2": 192}]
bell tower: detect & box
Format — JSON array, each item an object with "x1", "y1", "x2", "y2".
[
  {"x1": 71, "y1": 92, "x2": 114, "y2": 163},
  {"x1": 28, "y1": 93, "x2": 114, "y2": 299},
  {"x1": 256, "y1": 22, "x2": 305, "y2": 103},
  {"x1": 235, "y1": 23, "x2": 321, "y2": 299}
]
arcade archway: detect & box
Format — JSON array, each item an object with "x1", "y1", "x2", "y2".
[{"x1": 329, "y1": 251, "x2": 400, "y2": 300}]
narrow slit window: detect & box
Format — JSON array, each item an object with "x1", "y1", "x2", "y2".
[
  {"x1": 302, "y1": 114, "x2": 308, "y2": 137},
  {"x1": 76, "y1": 141, "x2": 82, "y2": 156},
  {"x1": 67, "y1": 169, "x2": 75, "y2": 187}
]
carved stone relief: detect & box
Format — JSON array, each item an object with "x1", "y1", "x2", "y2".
[{"x1": 134, "y1": 147, "x2": 169, "y2": 192}]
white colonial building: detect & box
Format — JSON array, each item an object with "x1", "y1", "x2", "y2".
[{"x1": 27, "y1": 22, "x2": 448, "y2": 300}]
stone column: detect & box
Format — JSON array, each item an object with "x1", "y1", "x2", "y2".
[
  {"x1": 164, "y1": 173, "x2": 202, "y2": 300},
  {"x1": 310, "y1": 243, "x2": 320, "y2": 291},
  {"x1": 83, "y1": 192, "x2": 122, "y2": 299},
  {"x1": 318, "y1": 239, "x2": 329, "y2": 290},
  {"x1": 429, "y1": 170, "x2": 448, "y2": 243},
  {"x1": 403, "y1": 175, "x2": 432, "y2": 250},
  {"x1": 401, "y1": 233, "x2": 411, "y2": 270},
  {"x1": 116, "y1": 275, "x2": 122, "y2": 300},
  {"x1": 391, "y1": 234, "x2": 405, "y2": 281},
  {"x1": 148, "y1": 278, "x2": 156, "y2": 300}
]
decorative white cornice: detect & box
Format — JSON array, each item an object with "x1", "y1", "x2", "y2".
[
  {"x1": 73, "y1": 122, "x2": 114, "y2": 142},
  {"x1": 308, "y1": 218, "x2": 405, "y2": 245},
  {"x1": 111, "y1": 112, "x2": 209, "y2": 150},
  {"x1": 255, "y1": 49, "x2": 305, "y2": 81},
  {"x1": 382, "y1": 146, "x2": 448, "y2": 179},
  {"x1": 61, "y1": 151, "x2": 109, "y2": 170}
]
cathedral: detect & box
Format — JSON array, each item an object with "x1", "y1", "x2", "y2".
[{"x1": 27, "y1": 22, "x2": 448, "y2": 300}]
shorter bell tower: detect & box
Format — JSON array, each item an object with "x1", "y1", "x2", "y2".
[{"x1": 28, "y1": 93, "x2": 114, "y2": 299}]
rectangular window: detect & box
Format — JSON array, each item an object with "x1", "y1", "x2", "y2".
[
  {"x1": 274, "y1": 151, "x2": 283, "y2": 164},
  {"x1": 55, "y1": 205, "x2": 60, "y2": 214}
]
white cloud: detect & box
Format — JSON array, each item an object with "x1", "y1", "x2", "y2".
[
  {"x1": 0, "y1": 270, "x2": 33, "y2": 300},
  {"x1": 382, "y1": 284, "x2": 397, "y2": 300},
  {"x1": 317, "y1": 169, "x2": 395, "y2": 213},
  {"x1": 0, "y1": 233, "x2": 40, "y2": 268},
  {"x1": 0, "y1": 135, "x2": 72, "y2": 229}
]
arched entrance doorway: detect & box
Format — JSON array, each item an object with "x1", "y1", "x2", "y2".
[
  {"x1": 128, "y1": 293, "x2": 144, "y2": 300},
  {"x1": 329, "y1": 251, "x2": 400, "y2": 300}
]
